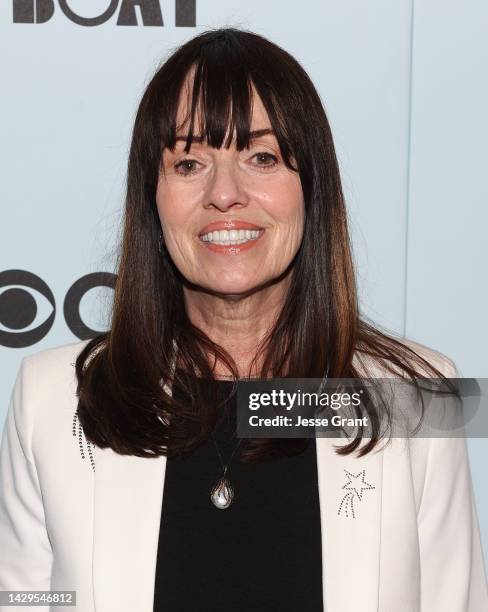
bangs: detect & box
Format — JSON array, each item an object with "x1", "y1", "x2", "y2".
[{"x1": 158, "y1": 37, "x2": 296, "y2": 170}]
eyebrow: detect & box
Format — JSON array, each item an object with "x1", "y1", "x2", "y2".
[{"x1": 174, "y1": 128, "x2": 275, "y2": 143}]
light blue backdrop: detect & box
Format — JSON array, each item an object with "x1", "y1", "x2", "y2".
[{"x1": 1, "y1": 0, "x2": 486, "y2": 564}]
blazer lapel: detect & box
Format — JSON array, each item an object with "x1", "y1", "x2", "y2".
[
  {"x1": 92, "y1": 445, "x2": 167, "y2": 612},
  {"x1": 317, "y1": 435, "x2": 383, "y2": 611}
]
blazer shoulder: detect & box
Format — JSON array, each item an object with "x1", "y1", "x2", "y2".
[
  {"x1": 400, "y1": 337, "x2": 459, "y2": 378},
  {"x1": 9, "y1": 339, "x2": 92, "y2": 432},
  {"x1": 354, "y1": 336, "x2": 459, "y2": 378},
  {"x1": 22, "y1": 338, "x2": 92, "y2": 379}
]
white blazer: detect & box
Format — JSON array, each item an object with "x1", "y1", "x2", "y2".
[{"x1": 0, "y1": 339, "x2": 487, "y2": 612}]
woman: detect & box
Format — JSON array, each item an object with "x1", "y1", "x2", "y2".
[{"x1": 0, "y1": 27, "x2": 486, "y2": 612}]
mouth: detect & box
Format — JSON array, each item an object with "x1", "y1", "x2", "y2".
[{"x1": 197, "y1": 221, "x2": 266, "y2": 253}]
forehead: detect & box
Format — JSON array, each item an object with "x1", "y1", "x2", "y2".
[{"x1": 175, "y1": 69, "x2": 271, "y2": 136}]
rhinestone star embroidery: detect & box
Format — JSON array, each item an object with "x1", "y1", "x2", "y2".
[{"x1": 337, "y1": 469, "x2": 375, "y2": 518}]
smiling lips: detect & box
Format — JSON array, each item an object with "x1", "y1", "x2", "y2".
[{"x1": 198, "y1": 220, "x2": 265, "y2": 254}]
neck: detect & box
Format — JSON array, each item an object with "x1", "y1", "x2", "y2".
[{"x1": 182, "y1": 275, "x2": 291, "y2": 378}]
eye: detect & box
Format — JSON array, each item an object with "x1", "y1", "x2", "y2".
[
  {"x1": 174, "y1": 158, "x2": 201, "y2": 176},
  {"x1": 251, "y1": 152, "x2": 279, "y2": 170}
]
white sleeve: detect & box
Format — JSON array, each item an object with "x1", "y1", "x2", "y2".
[
  {"x1": 417, "y1": 359, "x2": 488, "y2": 610},
  {"x1": 0, "y1": 357, "x2": 53, "y2": 594}
]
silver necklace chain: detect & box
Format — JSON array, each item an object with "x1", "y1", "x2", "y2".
[{"x1": 209, "y1": 429, "x2": 243, "y2": 476}]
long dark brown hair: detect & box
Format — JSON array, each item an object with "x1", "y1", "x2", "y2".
[{"x1": 75, "y1": 26, "x2": 452, "y2": 462}]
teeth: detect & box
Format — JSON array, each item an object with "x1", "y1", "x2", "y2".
[{"x1": 201, "y1": 228, "x2": 262, "y2": 245}]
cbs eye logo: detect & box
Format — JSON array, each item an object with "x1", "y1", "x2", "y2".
[{"x1": 0, "y1": 269, "x2": 116, "y2": 348}]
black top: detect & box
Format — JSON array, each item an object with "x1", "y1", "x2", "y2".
[{"x1": 153, "y1": 376, "x2": 323, "y2": 612}]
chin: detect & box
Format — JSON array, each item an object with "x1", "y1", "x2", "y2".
[{"x1": 204, "y1": 275, "x2": 263, "y2": 296}]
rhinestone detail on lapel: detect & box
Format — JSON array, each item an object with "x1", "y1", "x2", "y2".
[
  {"x1": 337, "y1": 468, "x2": 375, "y2": 518},
  {"x1": 70, "y1": 359, "x2": 95, "y2": 472},
  {"x1": 72, "y1": 408, "x2": 96, "y2": 472}
]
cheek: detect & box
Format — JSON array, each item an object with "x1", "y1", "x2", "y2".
[
  {"x1": 155, "y1": 184, "x2": 201, "y2": 272},
  {"x1": 271, "y1": 181, "x2": 305, "y2": 237},
  {"x1": 156, "y1": 183, "x2": 188, "y2": 238}
]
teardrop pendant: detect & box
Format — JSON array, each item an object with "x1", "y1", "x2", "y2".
[{"x1": 210, "y1": 476, "x2": 234, "y2": 509}]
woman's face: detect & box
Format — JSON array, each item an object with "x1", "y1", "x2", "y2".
[{"x1": 156, "y1": 81, "x2": 305, "y2": 296}]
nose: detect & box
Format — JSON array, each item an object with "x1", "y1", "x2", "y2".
[{"x1": 203, "y1": 158, "x2": 250, "y2": 212}]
